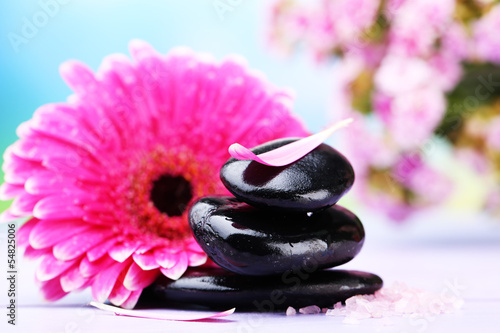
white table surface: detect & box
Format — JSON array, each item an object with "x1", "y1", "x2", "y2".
[{"x1": 1, "y1": 209, "x2": 500, "y2": 333}]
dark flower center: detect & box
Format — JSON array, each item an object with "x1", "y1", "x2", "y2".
[{"x1": 150, "y1": 175, "x2": 193, "y2": 216}]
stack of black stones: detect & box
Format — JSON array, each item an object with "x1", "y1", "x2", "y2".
[{"x1": 148, "y1": 138, "x2": 383, "y2": 311}]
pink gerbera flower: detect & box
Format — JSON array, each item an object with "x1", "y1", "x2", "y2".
[{"x1": 0, "y1": 40, "x2": 307, "y2": 308}]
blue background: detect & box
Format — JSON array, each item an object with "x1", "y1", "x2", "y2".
[{"x1": 0, "y1": 0, "x2": 335, "y2": 212}]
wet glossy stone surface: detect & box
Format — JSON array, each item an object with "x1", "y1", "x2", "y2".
[
  {"x1": 145, "y1": 267, "x2": 383, "y2": 310},
  {"x1": 189, "y1": 196, "x2": 365, "y2": 276},
  {"x1": 220, "y1": 138, "x2": 355, "y2": 212}
]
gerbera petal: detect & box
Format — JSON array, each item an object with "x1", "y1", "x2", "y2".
[
  {"x1": 32, "y1": 103, "x2": 104, "y2": 151},
  {"x1": 135, "y1": 243, "x2": 155, "y2": 255},
  {"x1": 39, "y1": 277, "x2": 68, "y2": 302},
  {"x1": 25, "y1": 171, "x2": 76, "y2": 196},
  {"x1": 42, "y1": 155, "x2": 104, "y2": 182},
  {"x1": 132, "y1": 252, "x2": 160, "y2": 270},
  {"x1": 185, "y1": 238, "x2": 205, "y2": 253},
  {"x1": 0, "y1": 183, "x2": 24, "y2": 200},
  {"x1": 29, "y1": 220, "x2": 91, "y2": 249},
  {"x1": 123, "y1": 263, "x2": 160, "y2": 291},
  {"x1": 86, "y1": 238, "x2": 118, "y2": 262},
  {"x1": 29, "y1": 111, "x2": 98, "y2": 157},
  {"x1": 128, "y1": 39, "x2": 160, "y2": 63},
  {"x1": 2, "y1": 153, "x2": 44, "y2": 184},
  {"x1": 160, "y1": 252, "x2": 188, "y2": 280},
  {"x1": 59, "y1": 60, "x2": 99, "y2": 96},
  {"x1": 11, "y1": 134, "x2": 82, "y2": 166},
  {"x1": 187, "y1": 251, "x2": 207, "y2": 267},
  {"x1": 17, "y1": 218, "x2": 39, "y2": 247},
  {"x1": 108, "y1": 283, "x2": 132, "y2": 307},
  {"x1": 33, "y1": 195, "x2": 86, "y2": 220},
  {"x1": 91, "y1": 260, "x2": 131, "y2": 303},
  {"x1": 9, "y1": 192, "x2": 43, "y2": 216},
  {"x1": 101, "y1": 55, "x2": 152, "y2": 135},
  {"x1": 0, "y1": 209, "x2": 20, "y2": 224},
  {"x1": 60, "y1": 265, "x2": 89, "y2": 292},
  {"x1": 53, "y1": 229, "x2": 114, "y2": 261},
  {"x1": 154, "y1": 249, "x2": 177, "y2": 269},
  {"x1": 79, "y1": 255, "x2": 114, "y2": 278},
  {"x1": 108, "y1": 241, "x2": 141, "y2": 263},
  {"x1": 120, "y1": 290, "x2": 143, "y2": 310},
  {"x1": 36, "y1": 256, "x2": 77, "y2": 282},
  {"x1": 24, "y1": 245, "x2": 51, "y2": 259}
]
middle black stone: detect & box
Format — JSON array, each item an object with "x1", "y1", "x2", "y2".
[{"x1": 189, "y1": 196, "x2": 365, "y2": 276}]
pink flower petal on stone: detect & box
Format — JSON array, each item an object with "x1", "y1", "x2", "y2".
[{"x1": 229, "y1": 118, "x2": 352, "y2": 166}]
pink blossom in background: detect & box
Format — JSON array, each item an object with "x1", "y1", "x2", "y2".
[
  {"x1": 0, "y1": 40, "x2": 308, "y2": 308},
  {"x1": 485, "y1": 187, "x2": 500, "y2": 213},
  {"x1": 486, "y1": 117, "x2": 500, "y2": 150},
  {"x1": 268, "y1": 0, "x2": 500, "y2": 221},
  {"x1": 428, "y1": 52, "x2": 463, "y2": 92},
  {"x1": 267, "y1": 0, "x2": 312, "y2": 55},
  {"x1": 341, "y1": 113, "x2": 398, "y2": 172},
  {"x1": 383, "y1": 0, "x2": 406, "y2": 20},
  {"x1": 319, "y1": 0, "x2": 380, "y2": 46},
  {"x1": 387, "y1": 0, "x2": 454, "y2": 57},
  {"x1": 351, "y1": 171, "x2": 415, "y2": 222},
  {"x1": 385, "y1": 87, "x2": 446, "y2": 150},
  {"x1": 455, "y1": 148, "x2": 491, "y2": 174},
  {"x1": 440, "y1": 23, "x2": 469, "y2": 60},
  {"x1": 472, "y1": 5, "x2": 500, "y2": 63},
  {"x1": 393, "y1": 155, "x2": 452, "y2": 203},
  {"x1": 374, "y1": 56, "x2": 435, "y2": 95}
]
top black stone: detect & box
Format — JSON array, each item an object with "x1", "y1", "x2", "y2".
[{"x1": 220, "y1": 138, "x2": 355, "y2": 212}]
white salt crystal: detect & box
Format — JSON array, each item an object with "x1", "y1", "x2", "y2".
[
  {"x1": 323, "y1": 281, "x2": 464, "y2": 324},
  {"x1": 299, "y1": 305, "x2": 321, "y2": 314},
  {"x1": 286, "y1": 306, "x2": 297, "y2": 316}
]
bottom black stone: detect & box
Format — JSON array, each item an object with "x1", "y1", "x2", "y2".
[{"x1": 140, "y1": 267, "x2": 383, "y2": 311}]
